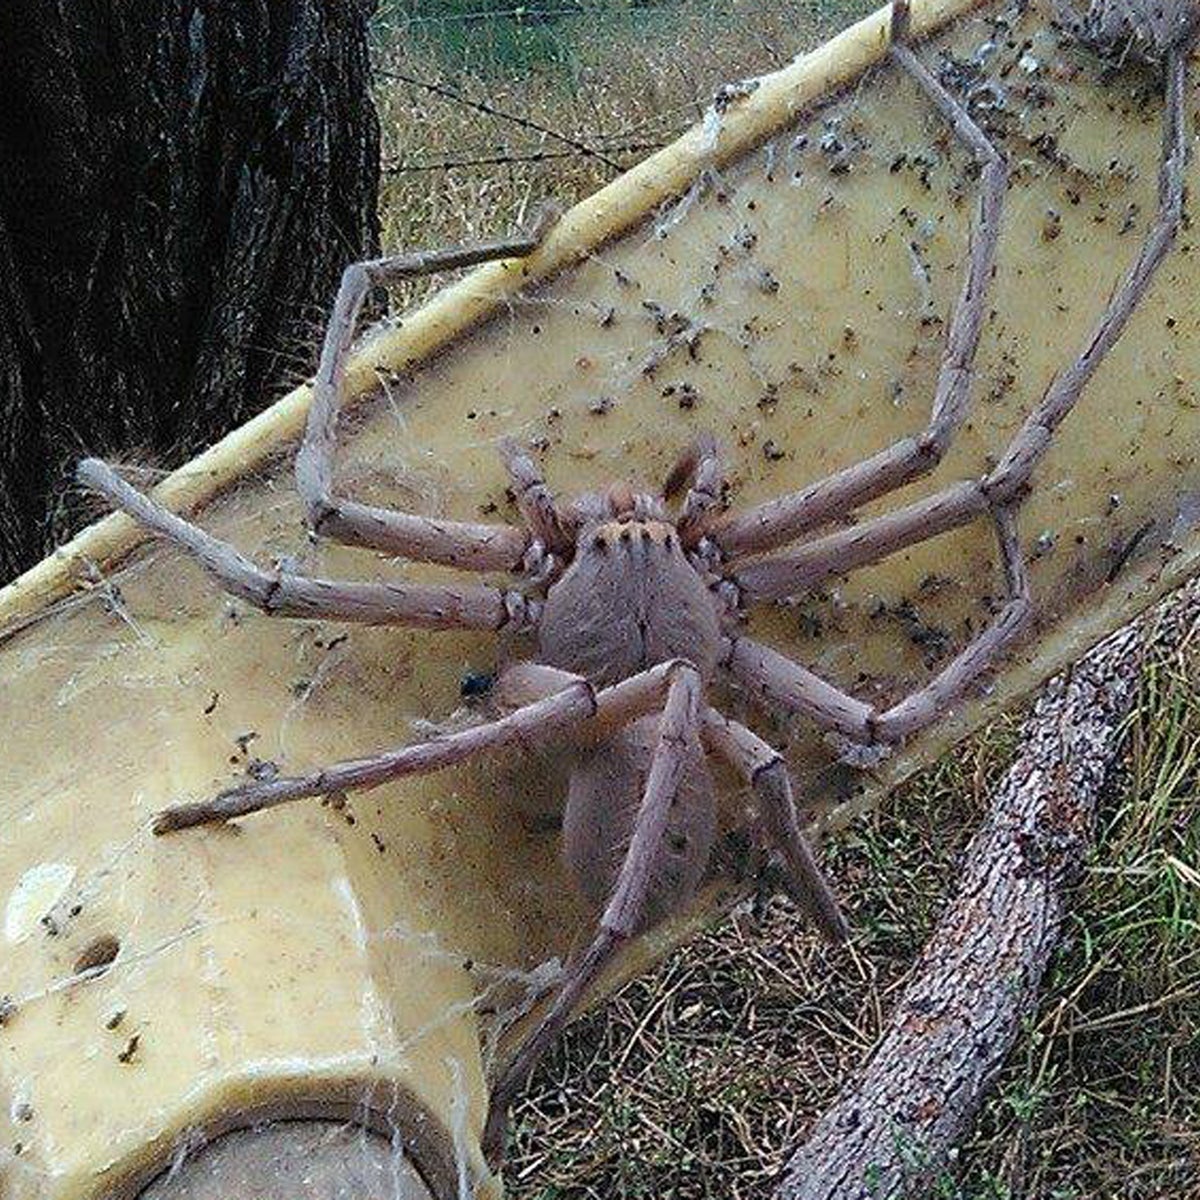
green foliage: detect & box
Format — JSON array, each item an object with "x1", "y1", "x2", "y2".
[{"x1": 375, "y1": 1, "x2": 691, "y2": 77}]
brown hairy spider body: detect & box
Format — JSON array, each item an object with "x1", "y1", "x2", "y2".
[
  {"x1": 539, "y1": 516, "x2": 723, "y2": 686},
  {"x1": 77, "y1": 1, "x2": 1193, "y2": 1168},
  {"x1": 537, "y1": 513, "x2": 724, "y2": 925},
  {"x1": 563, "y1": 715, "x2": 717, "y2": 930}
]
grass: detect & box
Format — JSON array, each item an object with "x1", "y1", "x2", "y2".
[
  {"x1": 375, "y1": 2, "x2": 698, "y2": 77},
  {"x1": 370, "y1": 4, "x2": 1200, "y2": 1195}
]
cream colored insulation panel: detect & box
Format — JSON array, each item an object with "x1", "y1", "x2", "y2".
[{"x1": 0, "y1": 0, "x2": 1197, "y2": 1196}]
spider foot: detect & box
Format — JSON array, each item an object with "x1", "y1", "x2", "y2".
[{"x1": 710, "y1": 577, "x2": 742, "y2": 623}]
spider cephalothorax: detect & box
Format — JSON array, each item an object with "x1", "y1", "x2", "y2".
[
  {"x1": 78, "y1": 2, "x2": 1193, "y2": 1168},
  {"x1": 538, "y1": 513, "x2": 724, "y2": 685}
]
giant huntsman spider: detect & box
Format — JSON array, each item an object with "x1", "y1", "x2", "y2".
[{"x1": 79, "y1": 2, "x2": 1194, "y2": 1166}]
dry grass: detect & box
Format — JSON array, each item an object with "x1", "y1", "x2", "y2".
[
  {"x1": 373, "y1": 0, "x2": 875, "y2": 309},
  {"x1": 371, "y1": 4, "x2": 1200, "y2": 1197}
]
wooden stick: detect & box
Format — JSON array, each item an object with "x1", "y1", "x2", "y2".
[{"x1": 775, "y1": 579, "x2": 1200, "y2": 1200}]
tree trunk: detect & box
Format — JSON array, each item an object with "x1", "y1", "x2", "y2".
[
  {"x1": 0, "y1": 0, "x2": 380, "y2": 579},
  {"x1": 777, "y1": 579, "x2": 1200, "y2": 1200}
]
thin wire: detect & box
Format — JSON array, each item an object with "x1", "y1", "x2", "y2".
[
  {"x1": 383, "y1": 140, "x2": 667, "y2": 173},
  {"x1": 391, "y1": 3, "x2": 712, "y2": 26},
  {"x1": 375, "y1": 66, "x2": 624, "y2": 170}
]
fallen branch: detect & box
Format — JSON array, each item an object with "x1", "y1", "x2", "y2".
[{"x1": 777, "y1": 579, "x2": 1200, "y2": 1200}]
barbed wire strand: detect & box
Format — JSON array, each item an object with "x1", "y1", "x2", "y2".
[
  {"x1": 375, "y1": 66, "x2": 626, "y2": 170},
  {"x1": 383, "y1": 139, "x2": 667, "y2": 173}
]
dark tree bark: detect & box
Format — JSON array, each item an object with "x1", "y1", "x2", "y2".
[{"x1": 0, "y1": 0, "x2": 381, "y2": 579}]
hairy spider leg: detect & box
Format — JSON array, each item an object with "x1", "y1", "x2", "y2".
[
  {"x1": 498, "y1": 438, "x2": 573, "y2": 564},
  {"x1": 481, "y1": 663, "x2": 703, "y2": 1165},
  {"x1": 723, "y1": 505, "x2": 1030, "y2": 748},
  {"x1": 153, "y1": 656, "x2": 697, "y2": 830},
  {"x1": 294, "y1": 209, "x2": 559, "y2": 572},
  {"x1": 730, "y1": 34, "x2": 1188, "y2": 611},
  {"x1": 663, "y1": 432, "x2": 725, "y2": 543},
  {"x1": 706, "y1": 14, "x2": 1008, "y2": 563},
  {"x1": 493, "y1": 661, "x2": 848, "y2": 942},
  {"x1": 154, "y1": 674, "x2": 596, "y2": 833},
  {"x1": 982, "y1": 40, "x2": 1190, "y2": 507},
  {"x1": 77, "y1": 459, "x2": 537, "y2": 636},
  {"x1": 700, "y1": 708, "x2": 848, "y2": 942},
  {"x1": 150, "y1": 654, "x2": 723, "y2": 1161},
  {"x1": 733, "y1": 479, "x2": 985, "y2": 603}
]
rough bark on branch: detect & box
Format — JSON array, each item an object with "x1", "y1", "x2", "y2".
[{"x1": 777, "y1": 579, "x2": 1200, "y2": 1200}]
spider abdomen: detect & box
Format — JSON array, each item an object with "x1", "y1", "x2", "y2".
[
  {"x1": 564, "y1": 716, "x2": 717, "y2": 933},
  {"x1": 538, "y1": 519, "x2": 721, "y2": 688}
]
